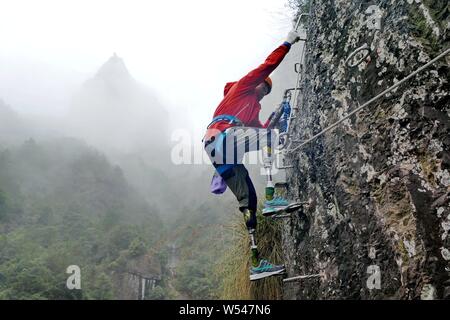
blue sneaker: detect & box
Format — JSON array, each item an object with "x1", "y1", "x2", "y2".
[
  {"x1": 263, "y1": 198, "x2": 305, "y2": 217},
  {"x1": 250, "y1": 259, "x2": 286, "y2": 281},
  {"x1": 265, "y1": 196, "x2": 289, "y2": 208},
  {"x1": 262, "y1": 197, "x2": 289, "y2": 217},
  {"x1": 262, "y1": 206, "x2": 283, "y2": 217}
]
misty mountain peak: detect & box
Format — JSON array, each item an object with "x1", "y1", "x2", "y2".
[
  {"x1": 69, "y1": 52, "x2": 169, "y2": 153},
  {"x1": 96, "y1": 53, "x2": 131, "y2": 80}
]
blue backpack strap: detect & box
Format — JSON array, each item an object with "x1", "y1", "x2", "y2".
[{"x1": 207, "y1": 114, "x2": 243, "y2": 129}]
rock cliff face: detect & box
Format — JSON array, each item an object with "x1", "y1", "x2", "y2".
[{"x1": 282, "y1": 0, "x2": 449, "y2": 299}]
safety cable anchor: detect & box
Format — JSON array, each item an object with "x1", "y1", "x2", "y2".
[{"x1": 345, "y1": 43, "x2": 371, "y2": 68}]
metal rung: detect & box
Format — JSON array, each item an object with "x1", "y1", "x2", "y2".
[
  {"x1": 283, "y1": 274, "x2": 323, "y2": 283},
  {"x1": 272, "y1": 213, "x2": 292, "y2": 219},
  {"x1": 277, "y1": 165, "x2": 294, "y2": 169},
  {"x1": 270, "y1": 202, "x2": 309, "y2": 220},
  {"x1": 271, "y1": 202, "x2": 309, "y2": 219}
]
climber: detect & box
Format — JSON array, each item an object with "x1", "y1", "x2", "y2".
[{"x1": 203, "y1": 29, "x2": 301, "y2": 281}]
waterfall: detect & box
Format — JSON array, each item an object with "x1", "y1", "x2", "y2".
[{"x1": 141, "y1": 277, "x2": 146, "y2": 300}]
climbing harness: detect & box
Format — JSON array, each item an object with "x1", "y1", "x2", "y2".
[
  {"x1": 204, "y1": 114, "x2": 246, "y2": 185},
  {"x1": 288, "y1": 46, "x2": 450, "y2": 153},
  {"x1": 206, "y1": 114, "x2": 243, "y2": 129}
]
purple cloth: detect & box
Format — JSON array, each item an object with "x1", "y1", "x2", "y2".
[{"x1": 210, "y1": 172, "x2": 227, "y2": 194}]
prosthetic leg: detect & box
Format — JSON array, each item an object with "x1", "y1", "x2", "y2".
[
  {"x1": 262, "y1": 142, "x2": 304, "y2": 217},
  {"x1": 218, "y1": 127, "x2": 286, "y2": 280},
  {"x1": 243, "y1": 147, "x2": 287, "y2": 281},
  {"x1": 264, "y1": 147, "x2": 275, "y2": 201},
  {"x1": 242, "y1": 208, "x2": 259, "y2": 267},
  {"x1": 248, "y1": 228, "x2": 259, "y2": 268},
  {"x1": 243, "y1": 208, "x2": 286, "y2": 281}
]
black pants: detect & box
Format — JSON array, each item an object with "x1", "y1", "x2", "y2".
[
  {"x1": 221, "y1": 164, "x2": 257, "y2": 213},
  {"x1": 204, "y1": 132, "x2": 258, "y2": 214}
]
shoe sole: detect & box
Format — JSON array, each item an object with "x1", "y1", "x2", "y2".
[{"x1": 250, "y1": 268, "x2": 286, "y2": 281}]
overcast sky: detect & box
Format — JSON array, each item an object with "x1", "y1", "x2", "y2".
[{"x1": 0, "y1": 0, "x2": 297, "y2": 135}]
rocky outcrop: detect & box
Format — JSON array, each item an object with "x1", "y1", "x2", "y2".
[{"x1": 282, "y1": 0, "x2": 449, "y2": 299}]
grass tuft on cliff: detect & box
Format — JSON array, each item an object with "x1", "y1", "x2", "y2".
[{"x1": 215, "y1": 202, "x2": 284, "y2": 300}]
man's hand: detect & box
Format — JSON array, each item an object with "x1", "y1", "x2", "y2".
[
  {"x1": 267, "y1": 104, "x2": 284, "y2": 129},
  {"x1": 286, "y1": 29, "x2": 300, "y2": 45}
]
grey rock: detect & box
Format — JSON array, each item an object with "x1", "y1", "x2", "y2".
[{"x1": 282, "y1": 0, "x2": 449, "y2": 299}]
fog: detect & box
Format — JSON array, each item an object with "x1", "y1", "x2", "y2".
[
  {"x1": 0, "y1": 0, "x2": 307, "y2": 221},
  {"x1": 0, "y1": 0, "x2": 302, "y2": 299},
  {"x1": 0, "y1": 0, "x2": 302, "y2": 196},
  {"x1": 1, "y1": 0, "x2": 296, "y2": 136}
]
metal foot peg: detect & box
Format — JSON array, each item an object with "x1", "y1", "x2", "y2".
[
  {"x1": 277, "y1": 164, "x2": 294, "y2": 169},
  {"x1": 270, "y1": 202, "x2": 309, "y2": 219},
  {"x1": 283, "y1": 273, "x2": 323, "y2": 283},
  {"x1": 272, "y1": 213, "x2": 294, "y2": 219}
]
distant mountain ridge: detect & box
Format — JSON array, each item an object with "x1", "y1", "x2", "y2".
[
  {"x1": 0, "y1": 99, "x2": 29, "y2": 145},
  {"x1": 68, "y1": 53, "x2": 169, "y2": 154}
]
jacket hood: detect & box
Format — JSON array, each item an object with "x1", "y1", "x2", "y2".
[{"x1": 223, "y1": 82, "x2": 237, "y2": 96}]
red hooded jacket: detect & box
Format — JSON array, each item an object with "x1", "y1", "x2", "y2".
[{"x1": 205, "y1": 43, "x2": 291, "y2": 140}]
